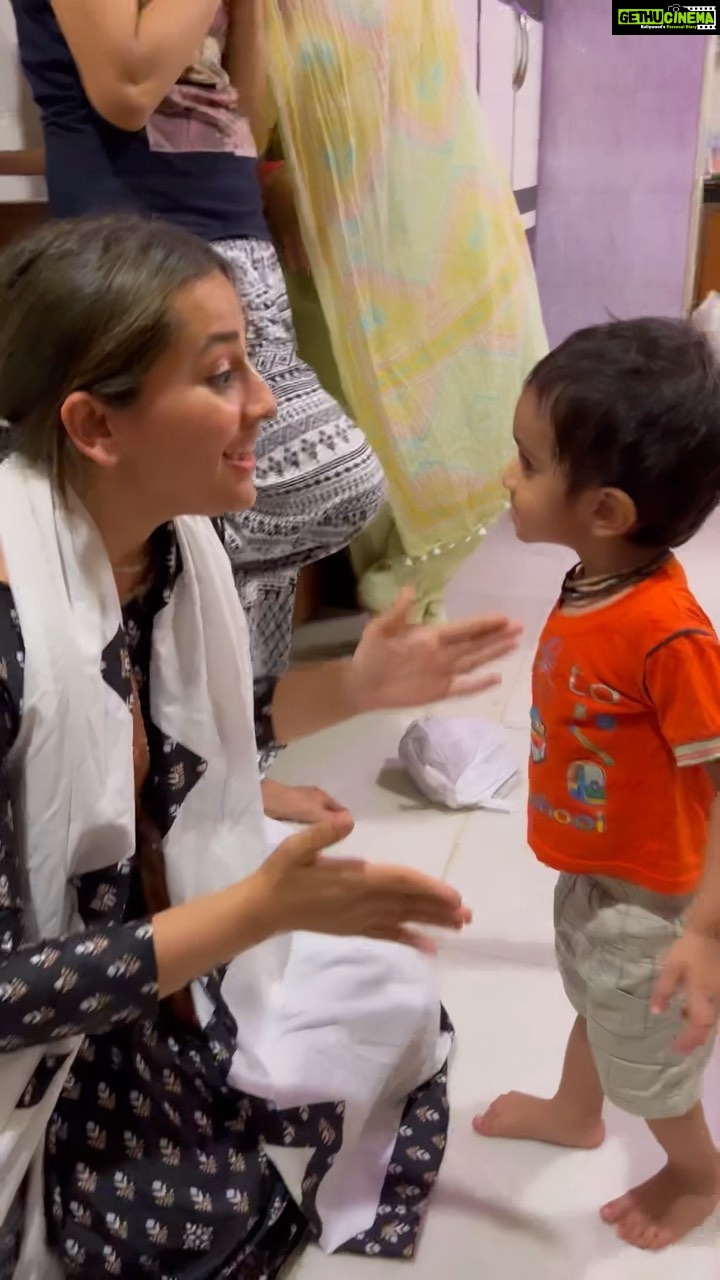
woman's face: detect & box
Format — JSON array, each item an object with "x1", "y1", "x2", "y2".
[{"x1": 84, "y1": 271, "x2": 276, "y2": 521}]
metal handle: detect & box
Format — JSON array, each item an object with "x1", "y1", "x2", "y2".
[{"x1": 513, "y1": 10, "x2": 530, "y2": 91}]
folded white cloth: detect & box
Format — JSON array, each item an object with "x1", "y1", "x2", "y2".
[
  {"x1": 399, "y1": 716, "x2": 519, "y2": 811},
  {"x1": 230, "y1": 818, "x2": 449, "y2": 1253}
]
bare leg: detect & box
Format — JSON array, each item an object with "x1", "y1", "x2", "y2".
[
  {"x1": 600, "y1": 1103, "x2": 720, "y2": 1249},
  {"x1": 474, "y1": 1015, "x2": 606, "y2": 1148}
]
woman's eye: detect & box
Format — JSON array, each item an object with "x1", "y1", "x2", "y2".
[{"x1": 206, "y1": 367, "x2": 238, "y2": 391}]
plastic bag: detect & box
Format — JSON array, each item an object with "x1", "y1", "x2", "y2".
[{"x1": 399, "y1": 717, "x2": 519, "y2": 812}]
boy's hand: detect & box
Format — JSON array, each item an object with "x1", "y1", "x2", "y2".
[{"x1": 652, "y1": 928, "x2": 720, "y2": 1052}]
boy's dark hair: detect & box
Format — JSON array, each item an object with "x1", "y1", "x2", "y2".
[{"x1": 527, "y1": 317, "x2": 720, "y2": 547}]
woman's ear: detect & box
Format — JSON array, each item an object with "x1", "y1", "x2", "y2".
[{"x1": 60, "y1": 391, "x2": 120, "y2": 470}]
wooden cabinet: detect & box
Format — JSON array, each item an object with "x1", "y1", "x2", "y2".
[{"x1": 695, "y1": 197, "x2": 720, "y2": 306}]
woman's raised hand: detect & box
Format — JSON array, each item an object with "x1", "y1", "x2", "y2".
[{"x1": 348, "y1": 588, "x2": 522, "y2": 712}]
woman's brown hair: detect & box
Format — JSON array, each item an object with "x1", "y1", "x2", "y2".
[{"x1": 0, "y1": 214, "x2": 233, "y2": 485}]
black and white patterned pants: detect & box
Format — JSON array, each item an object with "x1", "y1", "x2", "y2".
[{"x1": 217, "y1": 238, "x2": 386, "y2": 682}]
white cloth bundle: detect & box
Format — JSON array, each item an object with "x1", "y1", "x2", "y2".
[
  {"x1": 231, "y1": 820, "x2": 448, "y2": 1252},
  {"x1": 399, "y1": 716, "x2": 519, "y2": 811},
  {"x1": 0, "y1": 459, "x2": 445, "y2": 1271}
]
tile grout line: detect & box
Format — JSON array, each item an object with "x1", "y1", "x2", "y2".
[{"x1": 442, "y1": 808, "x2": 472, "y2": 881}]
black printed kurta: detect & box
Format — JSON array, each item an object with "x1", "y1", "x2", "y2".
[{"x1": 0, "y1": 522, "x2": 450, "y2": 1279}]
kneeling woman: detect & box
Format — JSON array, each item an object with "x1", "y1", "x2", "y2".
[{"x1": 0, "y1": 217, "x2": 517, "y2": 1277}]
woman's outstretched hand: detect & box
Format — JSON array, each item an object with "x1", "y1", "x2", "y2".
[
  {"x1": 349, "y1": 588, "x2": 522, "y2": 712},
  {"x1": 153, "y1": 813, "x2": 469, "y2": 998},
  {"x1": 254, "y1": 812, "x2": 471, "y2": 951}
]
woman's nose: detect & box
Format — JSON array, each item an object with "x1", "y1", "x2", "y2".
[{"x1": 248, "y1": 370, "x2": 277, "y2": 424}]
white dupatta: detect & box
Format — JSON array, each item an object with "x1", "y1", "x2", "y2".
[
  {"x1": 0, "y1": 457, "x2": 283, "y2": 1274},
  {"x1": 0, "y1": 457, "x2": 447, "y2": 1272}
]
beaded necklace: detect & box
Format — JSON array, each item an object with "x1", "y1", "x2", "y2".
[{"x1": 559, "y1": 551, "x2": 671, "y2": 610}]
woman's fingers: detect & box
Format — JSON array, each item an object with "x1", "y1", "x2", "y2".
[
  {"x1": 321, "y1": 862, "x2": 471, "y2": 927},
  {"x1": 365, "y1": 926, "x2": 438, "y2": 953},
  {"x1": 438, "y1": 616, "x2": 523, "y2": 648},
  {"x1": 374, "y1": 588, "x2": 416, "y2": 638},
  {"x1": 314, "y1": 857, "x2": 463, "y2": 904},
  {"x1": 387, "y1": 898, "x2": 470, "y2": 929},
  {"x1": 278, "y1": 813, "x2": 355, "y2": 865},
  {"x1": 446, "y1": 672, "x2": 503, "y2": 699},
  {"x1": 320, "y1": 791, "x2": 349, "y2": 814},
  {"x1": 316, "y1": 855, "x2": 369, "y2": 875},
  {"x1": 448, "y1": 641, "x2": 519, "y2": 677},
  {"x1": 449, "y1": 631, "x2": 522, "y2": 661},
  {"x1": 411, "y1": 634, "x2": 519, "y2": 697},
  {"x1": 363, "y1": 870, "x2": 471, "y2": 929},
  {"x1": 367, "y1": 865, "x2": 463, "y2": 906},
  {"x1": 261, "y1": 780, "x2": 352, "y2": 825},
  {"x1": 280, "y1": 847, "x2": 472, "y2": 937}
]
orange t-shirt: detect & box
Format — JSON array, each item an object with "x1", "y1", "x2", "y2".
[{"x1": 528, "y1": 558, "x2": 720, "y2": 895}]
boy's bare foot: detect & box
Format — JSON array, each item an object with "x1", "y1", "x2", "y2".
[
  {"x1": 473, "y1": 1092, "x2": 606, "y2": 1149},
  {"x1": 600, "y1": 1160, "x2": 720, "y2": 1250}
]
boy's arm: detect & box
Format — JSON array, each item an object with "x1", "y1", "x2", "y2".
[
  {"x1": 686, "y1": 764, "x2": 720, "y2": 937},
  {"x1": 651, "y1": 762, "x2": 720, "y2": 1051}
]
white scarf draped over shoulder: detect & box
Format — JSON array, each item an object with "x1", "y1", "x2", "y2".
[
  {"x1": 0, "y1": 457, "x2": 280, "y2": 1271},
  {"x1": 0, "y1": 457, "x2": 447, "y2": 1273}
]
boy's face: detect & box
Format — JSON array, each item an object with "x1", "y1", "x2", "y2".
[{"x1": 503, "y1": 387, "x2": 581, "y2": 547}]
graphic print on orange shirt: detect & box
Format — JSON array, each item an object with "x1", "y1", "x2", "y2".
[{"x1": 527, "y1": 558, "x2": 720, "y2": 895}]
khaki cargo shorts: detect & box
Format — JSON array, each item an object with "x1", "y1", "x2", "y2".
[{"x1": 554, "y1": 873, "x2": 717, "y2": 1120}]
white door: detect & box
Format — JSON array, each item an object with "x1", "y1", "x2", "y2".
[
  {"x1": 512, "y1": 9, "x2": 543, "y2": 232},
  {"x1": 478, "y1": 0, "x2": 543, "y2": 237},
  {"x1": 478, "y1": 0, "x2": 516, "y2": 181},
  {"x1": 512, "y1": 10, "x2": 543, "y2": 192}
]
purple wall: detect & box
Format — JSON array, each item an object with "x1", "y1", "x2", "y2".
[{"x1": 534, "y1": 1, "x2": 707, "y2": 346}]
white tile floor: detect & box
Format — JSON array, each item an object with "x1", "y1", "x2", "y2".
[{"x1": 277, "y1": 512, "x2": 720, "y2": 1279}]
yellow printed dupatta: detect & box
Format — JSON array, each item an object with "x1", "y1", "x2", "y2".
[{"x1": 264, "y1": 0, "x2": 547, "y2": 609}]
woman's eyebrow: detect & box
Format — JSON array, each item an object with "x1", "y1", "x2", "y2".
[{"x1": 199, "y1": 329, "x2": 241, "y2": 352}]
